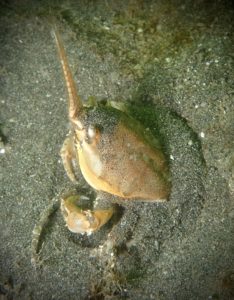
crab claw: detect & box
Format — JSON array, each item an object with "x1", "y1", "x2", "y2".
[{"x1": 61, "y1": 195, "x2": 114, "y2": 235}]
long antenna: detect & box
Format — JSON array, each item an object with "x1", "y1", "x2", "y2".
[{"x1": 52, "y1": 29, "x2": 83, "y2": 122}]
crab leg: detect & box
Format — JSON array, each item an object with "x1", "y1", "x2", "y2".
[{"x1": 60, "y1": 134, "x2": 78, "y2": 183}]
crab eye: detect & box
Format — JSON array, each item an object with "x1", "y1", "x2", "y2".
[
  {"x1": 88, "y1": 125, "x2": 97, "y2": 139},
  {"x1": 86, "y1": 125, "x2": 101, "y2": 144}
]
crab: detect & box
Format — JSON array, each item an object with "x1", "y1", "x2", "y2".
[{"x1": 53, "y1": 29, "x2": 171, "y2": 235}]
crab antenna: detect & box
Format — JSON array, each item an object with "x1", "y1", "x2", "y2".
[{"x1": 52, "y1": 29, "x2": 83, "y2": 122}]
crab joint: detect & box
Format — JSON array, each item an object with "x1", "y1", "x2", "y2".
[{"x1": 61, "y1": 195, "x2": 114, "y2": 235}]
